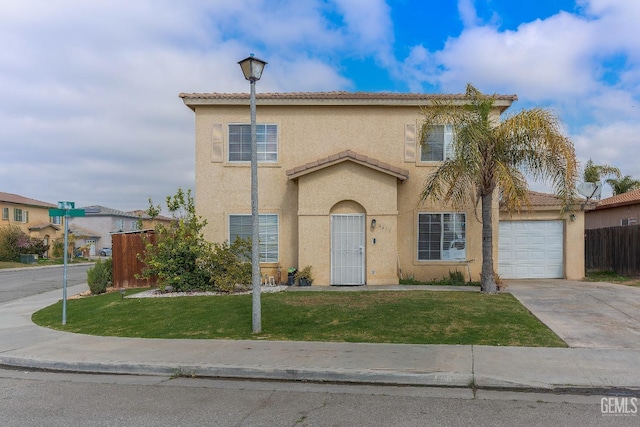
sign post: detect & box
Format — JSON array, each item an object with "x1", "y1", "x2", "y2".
[{"x1": 50, "y1": 202, "x2": 85, "y2": 325}]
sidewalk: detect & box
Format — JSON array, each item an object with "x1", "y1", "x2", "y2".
[{"x1": 1, "y1": 283, "x2": 639, "y2": 394}]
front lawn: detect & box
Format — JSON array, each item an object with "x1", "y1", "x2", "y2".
[{"x1": 32, "y1": 290, "x2": 566, "y2": 347}]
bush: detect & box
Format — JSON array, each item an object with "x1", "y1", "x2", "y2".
[
  {"x1": 0, "y1": 225, "x2": 23, "y2": 262},
  {"x1": 87, "y1": 258, "x2": 112, "y2": 294},
  {"x1": 138, "y1": 188, "x2": 212, "y2": 292},
  {"x1": 200, "y1": 238, "x2": 252, "y2": 293}
]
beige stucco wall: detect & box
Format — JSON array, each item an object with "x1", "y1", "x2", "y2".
[
  {"x1": 0, "y1": 203, "x2": 59, "y2": 236},
  {"x1": 296, "y1": 161, "x2": 400, "y2": 285},
  {"x1": 585, "y1": 205, "x2": 640, "y2": 229},
  {"x1": 499, "y1": 209, "x2": 586, "y2": 280},
  {"x1": 189, "y1": 98, "x2": 585, "y2": 285}
]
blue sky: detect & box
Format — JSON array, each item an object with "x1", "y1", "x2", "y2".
[{"x1": 2, "y1": 0, "x2": 639, "y2": 211}]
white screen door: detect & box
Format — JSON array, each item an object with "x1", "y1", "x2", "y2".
[{"x1": 331, "y1": 214, "x2": 365, "y2": 285}]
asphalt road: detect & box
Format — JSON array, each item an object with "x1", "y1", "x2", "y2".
[
  {"x1": 0, "y1": 368, "x2": 634, "y2": 427},
  {"x1": 0, "y1": 264, "x2": 91, "y2": 303}
]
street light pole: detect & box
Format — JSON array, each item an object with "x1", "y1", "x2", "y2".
[{"x1": 238, "y1": 54, "x2": 267, "y2": 333}]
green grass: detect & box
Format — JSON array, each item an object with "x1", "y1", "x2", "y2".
[
  {"x1": 0, "y1": 258, "x2": 92, "y2": 269},
  {"x1": 32, "y1": 290, "x2": 566, "y2": 347},
  {"x1": 585, "y1": 271, "x2": 640, "y2": 287}
]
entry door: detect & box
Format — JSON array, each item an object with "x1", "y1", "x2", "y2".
[{"x1": 331, "y1": 214, "x2": 365, "y2": 285}]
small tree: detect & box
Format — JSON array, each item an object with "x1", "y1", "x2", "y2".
[
  {"x1": 419, "y1": 84, "x2": 578, "y2": 293},
  {"x1": 139, "y1": 188, "x2": 211, "y2": 291},
  {"x1": 606, "y1": 175, "x2": 640, "y2": 195},
  {"x1": 583, "y1": 159, "x2": 620, "y2": 184}
]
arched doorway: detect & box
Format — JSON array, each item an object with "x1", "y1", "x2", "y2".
[{"x1": 330, "y1": 201, "x2": 365, "y2": 285}]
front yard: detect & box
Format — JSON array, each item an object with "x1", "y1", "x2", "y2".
[{"x1": 32, "y1": 289, "x2": 566, "y2": 347}]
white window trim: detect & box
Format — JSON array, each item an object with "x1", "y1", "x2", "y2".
[
  {"x1": 227, "y1": 123, "x2": 278, "y2": 163},
  {"x1": 228, "y1": 213, "x2": 279, "y2": 263},
  {"x1": 417, "y1": 212, "x2": 466, "y2": 261}
]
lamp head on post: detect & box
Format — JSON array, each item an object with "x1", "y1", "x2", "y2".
[{"x1": 238, "y1": 54, "x2": 267, "y2": 82}]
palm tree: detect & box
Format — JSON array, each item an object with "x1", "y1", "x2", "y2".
[
  {"x1": 605, "y1": 175, "x2": 640, "y2": 195},
  {"x1": 583, "y1": 159, "x2": 620, "y2": 184},
  {"x1": 419, "y1": 84, "x2": 578, "y2": 293}
]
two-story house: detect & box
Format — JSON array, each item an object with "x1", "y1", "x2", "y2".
[
  {"x1": 179, "y1": 91, "x2": 586, "y2": 285},
  {"x1": 0, "y1": 192, "x2": 62, "y2": 256}
]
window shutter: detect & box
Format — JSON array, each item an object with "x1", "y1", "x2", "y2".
[
  {"x1": 211, "y1": 124, "x2": 223, "y2": 162},
  {"x1": 404, "y1": 124, "x2": 416, "y2": 162}
]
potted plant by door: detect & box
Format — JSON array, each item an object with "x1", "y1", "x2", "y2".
[{"x1": 294, "y1": 265, "x2": 314, "y2": 286}]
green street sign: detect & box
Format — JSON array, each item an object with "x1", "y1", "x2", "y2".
[{"x1": 49, "y1": 208, "x2": 85, "y2": 217}]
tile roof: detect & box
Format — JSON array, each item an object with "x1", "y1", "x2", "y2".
[
  {"x1": 179, "y1": 91, "x2": 517, "y2": 111},
  {"x1": 180, "y1": 91, "x2": 518, "y2": 101},
  {"x1": 0, "y1": 192, "x2": 55, "y2": 208},
  {"x1": 500, "y1": 191, "x2": 592, "y2": 211},
  {"x1": 28, "y1": 223, "x2": 61, "y2": 231},
  {"x1": 81, "y1": 205, "x2": 140, "y2": 218},
  {"x1": 286, "y1": 150, "x2": 409, "y2": 181},
  {"x1": 127, "y1": 210, "x2": 174, "y2": 222},
  {"x1": 68, "y1": 225, "x2": 102, "y2": 238},
  {"x1": 594, "y1": 188, "x2": 640, "y2": 210}
]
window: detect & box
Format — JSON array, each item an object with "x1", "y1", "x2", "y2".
[
  {"x1": 229, "y1": 214, "x2": 279, "y2": 263},
  {"x1": 621, "y1": 217, "x2": 637, "y2": 226},
  {"x1": 131, "y1": 220, "x2": 141, "y2": 231},
  {"x1": 14, "y1": 208, "x2": 24, "y2": 222},
  {"x1": 420, "y1": 124, "x2": 453, "y2": 162},
  {"x1": 228, "y1": 124, "x2": 278, "y2": 162},
  {"x1": 51, "y1": 216, "x2": 62, "y2": 225},
  {"x1": 2, "y1": 207, "x2": 8, "y2": 220},
  {"x1": 418, "y1": 213, "x2": 466, "y2": 260},
  {"x1": 116, "y1": 219, "x2": 125, "y2": 230}
]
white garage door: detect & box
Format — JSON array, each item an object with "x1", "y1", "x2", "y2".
[{"x1": 498, "y1": 221, "x2": 564, "y2": 279}]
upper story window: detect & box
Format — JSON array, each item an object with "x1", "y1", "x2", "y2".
[
  {"x1": 418, "y1": 213, "x2": 466, "y2": 261},
  {"x1": 14, "y1": 208, "x2": 28, "y2": 223},
  {"x1": 131, "y1": 220, "x2": 141, "y2": 231},
  {"x1": 2, "y1": 207, "x2": 8, "y2": 220},
  {"x1": 51, "y1": 216, "x2": 62, "y2": 225},
  {"x1": 420, "y1": 124, "x2": 454, "y2": 162},
  {"x1": 228, "y1": 124, "x2": 278, "y2": 163},
  {"x1": 116, "y1": 219, "x2": 125, "y2": 230}
]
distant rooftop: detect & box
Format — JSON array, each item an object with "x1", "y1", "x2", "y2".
[
  {"x1": 595, "y1": 188, "x2": 640, "y2": 210},
  {"x1": 0, "y1": 191, "x2": 56, "y2": 208}
]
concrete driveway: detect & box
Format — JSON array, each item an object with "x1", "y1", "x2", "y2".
[{"x1": 507, "y1": 279, "x2": 640, "y2": 349}]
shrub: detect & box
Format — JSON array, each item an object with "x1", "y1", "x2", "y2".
[
  {"x1": 448, "y1": 270, "x2": 465, "y2": 285},
  {"x1": 51, "y1": 240, "x2": 64, "y2": 258},
  {"x1": 138, "y1": 188, "x2": 212, "y2": 292},
  {"x1": 200, "y1": 238, "x2": 252, "y2": 293},
  {"x1": 0, "y1": 225, "x2": 23, "y2": 262},
  {"x1": 87, "y1": 258, "x2": 112, "y2": 294}
]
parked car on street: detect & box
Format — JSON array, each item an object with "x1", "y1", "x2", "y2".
[{"x1": 99, "y1": 248, "x2": 112, "y2": 257}]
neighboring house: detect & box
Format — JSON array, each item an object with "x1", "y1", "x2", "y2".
[
  {"x1": 585, "y1": 189, "x2": 640, "y2": 229},
  {"x1": 68, "y1": 205, "x2": 142, "y2": 254},
  {"x1": 127, "y1": 210, "x2": 175, "y2": 230},
  {"x1": 180, "y1": 91, "x2": 585, "y2": 285},
  {"x1": 0, "y1": 191, "x2": 62, "y2": 256}
]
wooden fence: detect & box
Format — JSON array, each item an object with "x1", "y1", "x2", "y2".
[
  {"x1": 112, "y1": 230, "x2": 157, "y2": 288},
  {"x1": 585, "y1": 224, "x2": 640, "y2": 276}
]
